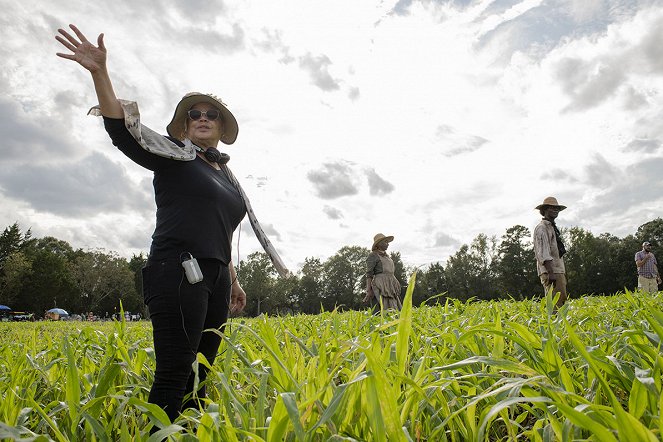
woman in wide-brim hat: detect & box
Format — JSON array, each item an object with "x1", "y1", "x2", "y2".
[
  {"x1": 363, "y1": 233, "x2": 403, "y2": 311},
  {"x1": 56, "y1": 23, "x2": 289, "y2": 427}
]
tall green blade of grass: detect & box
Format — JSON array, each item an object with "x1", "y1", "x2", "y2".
[
  {"x1": 491, "y1": 308, "x2": 504, "y2": 359},
  {"x1": 477, "y1": 397, "x2": 552, "y2": 442},
  {"x1": 364, "y1": 342, "x2": 407, "y2": 442},
  {"x1": 27, "y1": 395, "x2": 68, "y2": 442},
  {"x1": 565, "y1": 321, "x2": 659, "y2": 442},
  {"x1": 396, "y1": 272, "x2": 415, "y2": 381},
  {"x1": 81, "y1": 412, "x2": 109, "y2": 442},
  {"x1": 280, "y1": 392, "x2": 306, "y2": 441},
  {"x1": 127, "y1": 397, "x2": 170, "y2": 431},
  {"x1": 645, "y1": 309, "x2": 663, "y2": 346},
  {"x1": 309, "y1": 372, "x2": 369, "y2": 436},
  {"x1": 629, "y1": 378, "x2": 649, "y2": 419},
  {"x1": 363, "y1": 359, "x2": 387, "y2": 442},
  {"x1": 555, "y1": 402, "x2": 619, "y2": 442},
  {"x1": 63, "y1": 337, "x2": 81, "y2": 431},
  {"x1": 266, "y1": 394, "x2": 290, "y2": 441},
  {"x1": 234, "y1": 321, "x2": 299, "y2": 391}
]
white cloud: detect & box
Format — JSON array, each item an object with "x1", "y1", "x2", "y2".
[{"x1": 0, "y1": 0, "x2": 661, "y2": 272}]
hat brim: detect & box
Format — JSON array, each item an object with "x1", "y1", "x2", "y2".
[
  {"x1": 535, "y1": 204, "x2": 567, "y2": 211},
  {"x1": 166, "y1": 94, "x2": 238, "y2": 145},
  {"x1": 373, "y1": 235, "x2": 394, "y2": 248}
]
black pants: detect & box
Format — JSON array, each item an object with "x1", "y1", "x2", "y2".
[{"x1": 142, "y1": 257, "x2": 231, "y2": 422}]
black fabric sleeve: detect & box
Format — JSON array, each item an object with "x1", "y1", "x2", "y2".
[{"x1": 103, "y1": 117, "x2": 179, "y2": 171}]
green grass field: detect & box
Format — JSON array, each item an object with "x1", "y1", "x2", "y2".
[{"x1": 1, "y1": 277, "x2": 662, "y2": 441}]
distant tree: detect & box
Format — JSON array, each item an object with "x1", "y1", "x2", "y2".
[
  {"x1": 472, "y1": 234, "x2": 498, "y2": 300},
  {"x1": 299, "y1": 257, "x2": 324, "y2": 314},
  {"x1": 18, "y1": 237, "x2": 77, "y2": 315},
  {"x1": 563, "y1": 227, "x2": 625, "y2": 296},
  {"x1": 0, "y1": 223, "x2": 34, "y2": 306},
  {"x1": 5, "y1": 218, "x2": 663, "y2": 316},
  {"x1": 408, "y1": 265, "x2": 428, "y2": 305},
  {"x1": 271, "y1": 274, "x2": 300, "y2": 314},
  {"x1": 445, "y1": 244, "x2": 473, "y2": 301},
  {"x1": 407, "y1": 262, "x2": 448, "y2": 305},
  {"x1": 424, "y1": 262, "x2": 448, "y2": 304},
  {"x1": 636, "y1": 218, "x2": 663, "y2": 248},
  {"x1": 128, "y1": 253, "x2": 148, "y2": 315},
  {"x1": 0, "y1": 222, "x2": 32, "y2": 266},
  {"x1": 32, "y1": 236, "x2": 75, "y2": 257},
  {"x1": 68, "y1": 249, "x2": 135, "y2": 313},
  {"x1": 322, "y1": 245, "x2": 369, "y2": 311},
  {"x1": 494, "y1": 225, "x2": 539, "y2": 300},
  {"x1": 596, "y1": 232, "x2": 632, "y2": 295},
  {"x1": 445, "y1": 234, "x2": 498, "y2": 301},
  {"x1": 240, "y1": 252, "x2": 277, "y2": 316},
  {"x1": 0, "y1": 251, "x2": 32, "y2": 306}
]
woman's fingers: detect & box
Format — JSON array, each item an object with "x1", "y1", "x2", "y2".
[
  {"x1": 68, "y1": 24, "x2": 90, "y2": 44},
  {"x1": 55, "y1": 35, "x2": 77, "y2": 53},
  {"x1": 56, "y1": 24, "x2": 91, "y2": 50},
  {"x1": 57, "y1": 28, "x2": 80, "y2": 47}
]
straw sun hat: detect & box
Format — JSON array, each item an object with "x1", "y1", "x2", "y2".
[
  {"x1": 534, "y1": 196, "x2": 567, "y2": 211},
  {"x1": 372, "y1": 233, "x2": 394, "y2": 249},
  {"x1": 166, "y1": 92, "x2": 239, "y2": 145}
]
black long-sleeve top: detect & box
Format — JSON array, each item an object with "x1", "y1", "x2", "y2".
[{"x1": 103, "y1": 117, "x2": 246, "y2": 264}]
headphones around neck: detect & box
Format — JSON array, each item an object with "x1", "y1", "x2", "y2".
[{"x1": 195, "y1": 145, "x2": 230, "y2": 165}]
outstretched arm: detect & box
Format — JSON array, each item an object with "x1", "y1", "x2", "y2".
[{"x1": 55, "y1": 24, "x2": 123, "y2": 118}]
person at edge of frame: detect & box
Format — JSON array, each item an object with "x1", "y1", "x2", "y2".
[{"x1": 635, "y1": 241, "x2": 661, "y2": 293}]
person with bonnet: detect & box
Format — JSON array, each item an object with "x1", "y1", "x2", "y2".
[
  {"x1": 55, "y1": 24, "x2": 290, "y2": 426},
  {"x1": 363, "y1": 233, "x2": 403, "y2": 311}
]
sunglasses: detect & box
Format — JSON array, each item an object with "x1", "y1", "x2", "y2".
[{"x1": 187, "y1": 109, "x2": 222, "y2": 121}]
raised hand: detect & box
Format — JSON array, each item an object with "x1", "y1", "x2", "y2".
[{"x1": 55, "y1": 24, "x2": 107, "y2": 73}]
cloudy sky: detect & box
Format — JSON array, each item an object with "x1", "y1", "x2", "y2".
[{"x1": 1, "y1": 0, "x2": 662, "y2": 273}]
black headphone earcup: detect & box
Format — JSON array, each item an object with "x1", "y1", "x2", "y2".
[{"x1": 204, "y1": 147, "x2": 230, "y2": 165}]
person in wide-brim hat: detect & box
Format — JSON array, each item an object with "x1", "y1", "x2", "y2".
[
  {"x1": 533, "y1": 195, "x2": 568, "y2": 309},
  {"x1": 55, "y1": 23, "x2": 290, "y2": 428},
  {"x1": 372, "y1": 233, "x2": 394, "y2": 250},
  {"x1": 535, "y1": 196, "x2": 567, "y2": 211},
  {"x1": 364, "y1": 233, "x2": 402, "y2": 311},
  {"x1": 167, "y1": 92, "x2": 239, "y2": 144}
]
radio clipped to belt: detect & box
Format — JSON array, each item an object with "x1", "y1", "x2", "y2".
[{"x1": 181, "y1": 253, "x2": 203, "y2": 284}]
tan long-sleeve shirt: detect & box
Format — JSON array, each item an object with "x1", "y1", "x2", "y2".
[{"x1": 533, "y1": 219, "x2": 565, "y2": 276}]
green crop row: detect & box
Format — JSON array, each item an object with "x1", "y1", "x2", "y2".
[{"x1": 0, "y1": 276, "x2": 662, "y2": 441}]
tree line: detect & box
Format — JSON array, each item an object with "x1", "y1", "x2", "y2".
[{"x1": 1, "y1": 219, "x2": 660, "y2": 317}]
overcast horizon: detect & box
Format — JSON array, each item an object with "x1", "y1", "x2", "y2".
[{"x1": 1, "y1": 0, "x2": 662, "y2": 273}]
